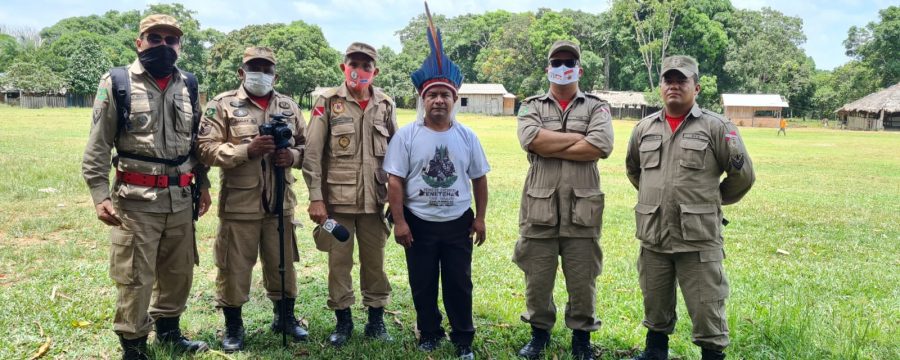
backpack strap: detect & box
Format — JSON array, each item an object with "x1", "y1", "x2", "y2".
[{"x1": 109, "y1": 66, "x2": 131, "y2": 134}]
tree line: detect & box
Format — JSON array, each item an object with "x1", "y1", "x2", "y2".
[{"x1": 0, "y1": 1, "x2": 897, "y2": 118}]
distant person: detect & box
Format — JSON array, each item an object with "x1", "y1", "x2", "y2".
[
  {"x1": 514, "y1": 40, "x2": 614, "y2": 360},
  {"x1": 383, "y1": 17, "x2": 490, "y2": 360},
  {"x1": 778, "y1": 118, "x2": 787, "y2": 136},
  {"x1": 822, "y1": 118, "x2": 829, "y2": 128},
  {"x1": 625, "y1": 55, "x2": 755, "y2": 360},
  {"x1": 82, "y1": 14, "x2": 211, "y2": 359}
]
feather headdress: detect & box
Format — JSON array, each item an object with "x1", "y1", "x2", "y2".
[{"x1": 410, "y1": 1, "x2": 463, "y2": 95}]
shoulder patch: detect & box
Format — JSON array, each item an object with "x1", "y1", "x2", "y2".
[{"x1": 204, "y1": 107, "x2": 216, "y2": 119}]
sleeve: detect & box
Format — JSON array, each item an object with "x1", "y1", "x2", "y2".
[
  {"x1": 516, "y1": 100, "x2": 542, "y2": 151},
  {"x1": 190, "y1": 86, "x2": 210, "y2": 189},
  {"x1": 301, "y1": 96, "x2": 330, "y2": 201},
  {"x1": 82, "y1": 74, "x2": 118, "y2": 205},
  {"x1": 382, "y1": 127, "x2": 409, "y2": 179},
  {"x1": 715, "y1": 122, "x2": 755, "y2": 205},
  {"x1": 583, "y1": 101, "x2": 614, "y2": 159},
  {"x1": 387, "y1": 101, "x2": 399, "y2": 139},
  {"x1": 466, "y1": 129, "x2": 490, "y2": 179},
  {"x1": 624, "y1": 123, "x2": 642, "y2": 190},
  {"x1": 196, "y1": 99, "x2": 249, "y2": 169},
  {"x1": 290, "y1": 101, "x2": 307, "y2": 169}
]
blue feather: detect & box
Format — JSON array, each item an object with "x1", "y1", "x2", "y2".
[{"x1": 411, "y1": 26, "x2": 463, "y2": 92}]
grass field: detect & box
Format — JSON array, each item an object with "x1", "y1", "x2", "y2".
[{"x1": 0, "y1": 105, "x2": 897, "y2": 360}]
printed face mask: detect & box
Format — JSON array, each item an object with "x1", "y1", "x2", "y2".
[
  {"x1": 547, "y1": 65, "x2": 580, "y2": 85},
  {"x1": 344, "y1": 66, "x2": 374, "y2": 91},
  {"x1": 243, "y1": 71, "x2": 275, "y2": 96}
]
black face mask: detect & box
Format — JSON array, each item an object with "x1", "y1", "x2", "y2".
[{"x1": 138, "y1": 45, "x2": 178, "y2": 79}]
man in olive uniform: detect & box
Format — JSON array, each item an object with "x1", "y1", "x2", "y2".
[
  {"x1": 197, "y1": 47, "x2": 309, "y2": 352},
  {"x1": 625, "y1": 55, "x2": 755, "y2": 360},
  {"x1": 82, "y1": 14, "x2": 211, "y2": 360},
  {"x1": 302, "y1": 42, "x2": 397, "y2": 347},
  {"x1": 514, "y1": 40, "x2": 614, "y2": 360}
]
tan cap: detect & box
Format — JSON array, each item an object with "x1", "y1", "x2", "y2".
[
  {"x1": 242, "y1": 46, "x2": 277, "y2": 65},
  {"x1": 344, "y1": 42, "x2": 378, "y2": 62},
  {"x1": 139, "y1": 14, "x2": 183, "y2": 37},
  {"x1": 661, "y1": 55, "x2": 699, "y2": 78},
  {"x1": 548, "y1": 40, "x2": 580, "y2": 60}
]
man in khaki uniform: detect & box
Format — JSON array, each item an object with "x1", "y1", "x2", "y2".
[
  {"x1": 197, "y1": 47, "x2": 309, "y2": 352},
  {"x1": 625, "y1": 55, "x2": 755, "y2": 360},
  {"x1": 82, "y1": 14, "x2": 210, "y2": 360},
  {"x1": 302, "y1": 42, "x2": 397, "y2": 347},
  {"x1": 514, "y1": 40, "x2": 614, "y2": 360}
]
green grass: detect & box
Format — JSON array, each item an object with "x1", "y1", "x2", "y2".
[{"x1": 0, "y1": 106, "x2": 897, "y2": 359}]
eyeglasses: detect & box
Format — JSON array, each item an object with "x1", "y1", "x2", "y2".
[
  {"x1": 144, "y1": 33, "x2": 180, "y2": 46},
  {"x1": 549, "y1": 59, "x2": 578, "y2": 68}
]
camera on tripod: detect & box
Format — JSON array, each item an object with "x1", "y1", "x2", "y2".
[{"x1": 259, "y1": 114, "x2": 293, "y2": 149}]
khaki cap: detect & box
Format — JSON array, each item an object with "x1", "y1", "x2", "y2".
[
  {"x1": 661, "y1": 55, "x2": 699, "y2": 78},
  {"x1": 344, "y1": 42, "x2": 378, "y2": 62},
  {"x1": 548, "y1": 40, "x2": 580, "y2": 60},
  {"x1": 139, "y1": 14, "x2": 183, "y2": 37},
  {"x1": 242, "y1": 46, "x2": 277, "y2": 65}
]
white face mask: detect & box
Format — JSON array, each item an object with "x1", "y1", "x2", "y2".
[
  {"x1": 547, "y1": 65, "x2": 580, "y2": 85},
  {"x1": 243, "y1": 71, "x2": 274, "y2": 96}
]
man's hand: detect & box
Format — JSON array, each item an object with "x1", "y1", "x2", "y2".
[
  {"x1": 198, "y1": 188, "x2": 211, "y2": 217},
  {"x1": 247, "y1": 135, "x2": 275, "y2": 158},
  {"x1": 308, "y1": 200, "x2": 328, "y2": 225},
  {"x1": 470, "y1": 217, "x2": 486, "y2": 246},
  {"x1": 95, "y1": 199, "x2": 121, "y2": 226},
  {"x1": 394, "y1": 221, "x2": 414, "y2": 249},
  {"x1": 273, "y1": 148, "x2": 293, "y2": 167}
]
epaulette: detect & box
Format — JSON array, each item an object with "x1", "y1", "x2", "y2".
[
  {"x1": 701, "y1": 109, "x2": 730, "y2": 124},
  {"x1": 373, "y1": 87, "x2": 395, "y2": 105},
  {"x1": 523, "y1": 94, "x2": 543, "y2": 103},
  {"x1": 211, "y1": 89, "x2": 238, "y2": 102}
]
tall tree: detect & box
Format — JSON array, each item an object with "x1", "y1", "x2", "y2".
[
  {"x1": 48, "y1": 31, "x2": 113, "y2": 95},
  {"x1": 615, "y1": 0, "x2": 686, "y2": 89},
  {"x1": 844, "y1": 6, "x2": 900, "y2": 87}
]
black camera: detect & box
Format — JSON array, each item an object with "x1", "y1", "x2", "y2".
[{"x1": 259, "y1": 114, "x2": 293, "y2": 149}]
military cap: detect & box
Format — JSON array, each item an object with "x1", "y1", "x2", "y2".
[
  {"x1": 661, "y1": 55, "x2": 700, "y2": 78},
  {"x1": 344, "y1": 42, "x2": 378, "y2": 62},
  {"x1": 139, "y1": 14, "x2": 183, "y2": 37},
  {"x1": 242, "y1": 46, "x2": 277, "y2": 65},
  {"x1": 548, "y1": 40, "x2": 581, "y2": 60}
]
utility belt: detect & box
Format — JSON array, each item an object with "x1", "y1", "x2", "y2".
[{"x1": 116, "y1": 170, "x2": 194, "y2": 188}]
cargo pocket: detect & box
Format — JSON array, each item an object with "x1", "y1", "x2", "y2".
[
  {"x1": 571, "y1": 188, "x2": 604, "y2": 227},
  {"x1": 373, "y1": 124, "x2": 390, "y2": 157},
  {"x1": 679, "y1": 203, "x2": 720, "y2": 241},
  {"x1": 223, "y1": 175, "x2": 260, "y2": 213},
  {"x1": 374, "y1": 168, "x2": 388, "y2": 204},
  {"x1": 699, "y1": 249, "x2": 729, "y2": 303},
  {"x1": 679, "y1": 139, "x2": 708, "y2": 169},
  {"x1": 330, "y1": 123, "x2": 356, "y2": 157},
  {"x1": 213, "y1": 230, "x2": 228, "y2": 270},
  {"x1": 639, "y1": 138, "x2": 662, "y2": 169},
  {"x1": 174, "y1": 99, "x2": 193, "y2": 134},
  {"x1": 312, "y1": 225, "x2": 333, "y2": 252},
  {"x1": 634, "y1": 203, "x2": 661, "y2": 245},
  {"x1": 109, "y1": 229, "x2": 136, "y2": 285},
  {"x1": 326, "y1": 170, "x2": 357, "y2": 205},
  {"x1": 524, "y1": 188, "x2": 557, "y2": 226}
]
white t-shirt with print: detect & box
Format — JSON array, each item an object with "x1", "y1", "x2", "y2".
[{"x1": 383, "y1": 120, "x2": 490, "y2": 222}]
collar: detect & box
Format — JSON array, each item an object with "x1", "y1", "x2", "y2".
[
  {"x1": 656, "y1": 103, "x2": 703, "y2": 122},
  {"x1": 542, "y1": 89, "x2": 585, "y2": 103}
]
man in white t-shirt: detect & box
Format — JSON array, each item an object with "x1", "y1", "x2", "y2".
[{"x1": 383, "y1": 19, "x2": 489, "y2": 360}]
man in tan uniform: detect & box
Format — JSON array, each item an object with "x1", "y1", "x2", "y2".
[
  {"x1": 626, "y1": 55, "x2": 755, "y2": 360},
  {"x1": 82, "y1": 14, "x2": 210, "y2": 360},
  {"x1": 302, "y1": 42, "x2": 397, "y2": 347},
  {"x1": 514, "y1": 40, "x2": 614, "y2": 360},
  {"x1": 197, "y1": 47, "x2": 309, "y2": 352}
]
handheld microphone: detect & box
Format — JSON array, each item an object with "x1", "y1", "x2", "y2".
[{"x1": 322, "y1": 218, "x2": 350, "y2": 242}]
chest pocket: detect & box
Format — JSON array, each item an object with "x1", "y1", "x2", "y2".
[
  {"x1": 373, "y1": 123, "x2": 390, "y2": 157},
  {"x1": 330, "y1": 119, "x2": 356, "y2": 157},
  {"x1": 639, "y1": 135, "x2": 662, "y2": 169},
  {"x1": 126, "y1": 93, "x2": 155, "y2": 134},
  {"x1": 679, "y1": 139, "x2": 709, "y2": 169},
  {"x1": 173, "y1": 93, "x2": 193, "y2": 134},
  {"x1": 566, "y1": 115, "x2": 590, "y2": 134},
  {"x1": 229, "y1": 114, "x2": 259, "y2": 141},
  {"x1": 541, "y1": 117, "x2": 562, "y2": 131}
]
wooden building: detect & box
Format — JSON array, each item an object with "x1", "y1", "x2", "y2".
[
  {"x1": 591, "y1": 90, "x2": 658, "y2": 119},
  {"x1": 721, "y1": 94, "x2": 789, "y2": 127},
  {"x1": 836, "y1": 82, "x2": 900, "y2": 131},
  {"x1": 458, "y1": 83, "x2": 516, "y2": 116}
]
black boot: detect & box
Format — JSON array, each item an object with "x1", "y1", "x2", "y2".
[
  {"x1": 118, "y1": 335, "x2": 148, "y2": 360},
  {"x1": 328, "y1": 308, "x2": 353, "y2": 347},
  {"x1": 417, "y1": 333, "x2": 443, "y2": 352},
  {"x1": 271, "y1": 298, "x2": 309, "y2": 341},
  {"x1": 701, "y1": 348, "x2": 726, "y2": 360},
  {"x1": 364, "y1": 307, "x2": 392, "y2": 341},
  {"x1": 455, "y1": 342, "x2": 475, "y2": 359},
  {"x1": 517, "y1": 326, "x2": 550, "y2": 359},
  {"x1": 571, "y1": 330, "x2": 595, "y2": 360},
  {"x1": 632, "y1": 330, "x2": 668, "y2": 360},
  {"x1": 221, "y1": 307, "x2": 245, "y2": 353},
  {"x1": 154, "y1": 316, "x2": 209, "y2": 353}
]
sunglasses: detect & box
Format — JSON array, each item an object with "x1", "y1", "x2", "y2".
[
  {"x1": 549, "y1": 59, "x2": 578, "y2": 68},
  {"x1": 144, "y1": 33, "x2": 180, "y2": 46}
]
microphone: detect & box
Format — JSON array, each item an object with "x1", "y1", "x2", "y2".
[{"x1": 322, "y1": 218, "x2": 350, "y2": 242}]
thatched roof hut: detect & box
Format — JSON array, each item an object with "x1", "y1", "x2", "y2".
[
  {"x1": 591, "y1": 90, "x2": 658, "y2": 119},
  {"x1": 836, "y1": 82, "x2": 900, "y2": 131}
]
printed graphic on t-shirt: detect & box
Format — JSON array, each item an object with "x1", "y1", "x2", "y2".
[{"x1": 419, "y1": 145, "x2": 459, "y2": 206}]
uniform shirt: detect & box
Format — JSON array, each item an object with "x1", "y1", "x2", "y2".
[
  {"x1": 516, "y1": 90, "x2": 614, "y2": 239},
  {"x1": 302, "y1": 84, "x2": 398, "y2": 214},
  {"x1": 625, "y1": 103, "x2": 755, "y2": 253},
  {"x1": 197, "y1": 86, "x2": 306, "y2": 220},
  {"x1": 82, "y1": 59, "x2": 209, "y2": 213},
  {"x1": 383, "y1": 120, "x2": 490, "y2": 222}
]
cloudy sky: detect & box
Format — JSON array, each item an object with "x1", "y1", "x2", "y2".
[{"x1": 0, "y1": 0, "x2": 894, "y2": 70}]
